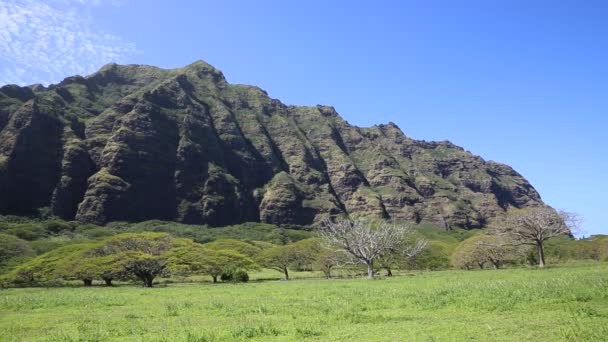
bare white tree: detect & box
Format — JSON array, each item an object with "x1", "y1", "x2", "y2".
[
  {"x1": 492, "y1": 207, "x2": 581, "y2": 267},
  {"x1": 318, "y1": 218, "x2": 425, "y2": 277}
]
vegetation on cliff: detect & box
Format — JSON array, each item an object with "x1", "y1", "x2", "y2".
[{"x1": 0, "y1": 61, "x2": 542, "y2": 228}]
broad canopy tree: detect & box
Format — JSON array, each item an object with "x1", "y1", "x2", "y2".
[
  {"x1": 6, "y1": 244, "x2": 86, "y2": 285},
  {"x1": 5, "y1": 232, "x2": 260, "y2": 287},
  {"x1": 201, "y1": 239, "x2": 262, "y2": 258},
  {"x1": 90, "y1": 233, "x2": 176, "y2": 287},
  {"x1": 7, "y1": 233, "x2": 179, "y2": 287},
  {"x1": 256, "y1": 245, "x2": 294, "y2": 280},
  {"x1": 165, "y1": 241, "x2": 256, "y2": 283},
  {"x1": 289, "y1": 238, "x2": 323, "y2": 271},
  {"x1": 54, "y1": 243, "x2": 119, "y2": 286}
]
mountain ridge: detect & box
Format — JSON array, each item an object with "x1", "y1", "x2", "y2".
[{"x1": 0, "y1": 60, "x2": 542, "y2": 229}]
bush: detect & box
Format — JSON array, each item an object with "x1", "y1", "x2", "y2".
[
  {"x1": 221, "y1": 268, "x2": 249, "y2": 283},
  {"x1": 405, "y1": 240, "x2": 450, "y2": 270}
]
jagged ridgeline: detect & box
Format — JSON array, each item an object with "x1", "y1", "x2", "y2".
[{"x1": 0, "y1": 61, "x2": 542, "y2": 228}]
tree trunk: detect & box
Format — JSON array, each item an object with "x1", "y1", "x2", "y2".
[
  {"x1": 367, "y1": 261, "x2": 374, "y2": 278},
  {"x1": 283, "y1": 267, "x2": 289, "y2": 280},
  {"x1": 104, "y1": 278, "x2": 113, "y2": 286},
  {"x1": 537, "y1": 241, "x2": 545, "y2": 268},
  {"x1": 83, "y1": 279, "x2": 92, "y2": 286},
  {"x1": 386, "y1": 268, "x2": 393, "y2": 277},
  {"x1": 142, "y1": 275, "x2": 154, "y2": 288},
  {"x1": 212, "y1": 275, "x2": 218, "y2": 284}
]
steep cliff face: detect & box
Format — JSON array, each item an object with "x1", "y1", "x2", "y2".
[{"x1": 0, "y1": 61, "x2": 542, "y2": 228}]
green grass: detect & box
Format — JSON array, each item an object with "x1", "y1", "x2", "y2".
[{"x1": 1, "y1": 263, "x2": 607, "y2": 341}]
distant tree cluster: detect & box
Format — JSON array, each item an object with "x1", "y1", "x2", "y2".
[
  {"x1": 451, "y1": 235, "x2": 522, "y2": 269},
  {"x1": 450, "y1": 207, "x2": 584, "y2": 269},
  {"x1": 2, "y1": 233, "x2": 259, "y2": 287},
  {"x1": 0, "y1": 207, "x2": 600, "y2": 288}
]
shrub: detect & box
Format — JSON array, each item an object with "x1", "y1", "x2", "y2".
[{"x1": 221, "y1": 268, "x2": 249, "y2": 283}]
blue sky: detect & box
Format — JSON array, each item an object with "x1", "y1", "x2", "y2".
[{"x1": 1, "y1": 0, "x2": 606, "y2": 235}]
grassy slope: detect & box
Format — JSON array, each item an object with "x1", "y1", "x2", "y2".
[{"x1": 1, "y1": 263, "x2": 607, "y2": 341}]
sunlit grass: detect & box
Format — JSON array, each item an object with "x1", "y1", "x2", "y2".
[{"x1": 1, "y1": 263, "x2": 607, "y2": 341}]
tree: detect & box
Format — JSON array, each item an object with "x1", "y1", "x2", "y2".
[
  {"x1": 167, "y1": 242, "x2": 256, "y2": 283},
  {"x1": 475, "y1": 236, "x2": 522, "y2": 269},
  {"x1": 451, "y1": 235, "x2": 521, "y2": 270},
  {"x1": 202, "y1": 239, "x2": 261, "y2": 258},
  {"x1": 378, "y1": 238, "x2": 427, "y2": 276},
  {"x1": 404, "y1": 240, "x2": 451, "y2": 271},
  {"x1": 314, "y1": 248, "x2": 346, "y2": 279},
  {"x1": 451, "y1": 238, "x2": 484, "y2": 270},
  {"x1": 289, "y1": 238, "x2": 322, "y2": 271},
  {"x1": 54, "y1": 243, "x2": 103, "y2": 286},
  {"x1": 256, "y1": 245, "x2": 294, "y2": 280},
  {"x1": 56, "y1": 250, "x2": 127, "y2": 286},
  {"x1": 91, "y1": 232, "x2": 176, "y2": 287},
  {"x1": 492, "y1": 207, "x2": 581, "y2": 267},
  {"x1": 200, "y1": 249, "x2": 256, "y2": 283},
  {"x1": 5, "y1": 244, "x2": 86, "y2": 285},
  {"x1": 318, "y1": 218, "x2": 424, "y2": 278},
  {"x1": 94, "y1": 232, "x2": 174, "y2": 256},
  {"x1": 583, "y1": 235, "x2": 608, "y2": 261},
  {"x1": 119, "y1": 251, "x2": 168, "y2": 288}
]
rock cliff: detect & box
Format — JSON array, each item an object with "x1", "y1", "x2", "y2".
[{"x1": 0, "y1": 61, "x2": 542, "y2": 228}]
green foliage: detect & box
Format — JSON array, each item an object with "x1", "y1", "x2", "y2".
[
  {"x1": 3, "y1": 244, "x2": 88, "y2": 285},
  {"x1": 1, "y1": 214, "x2": 604, "y2": 287},
  {"x1": 0, "y1": 217, "x2": 308, "y2": 262},
  {"x1": 2, "y1": 232, "x2": 179, "y2": 287},
  {"x1": 405, "y1": 240, "x2": 451, "y2": 270},
  {"x1": 288, "y1": 238, "x2": 322, "y2": 271},
  {"x1": 220, "y1": 268, "x2": 250, "y2": 283},
  {"x1": 451, "y1": 234, "x2": 523, "y2": 270},
  {"x1": 55, "y1": 245, "x2": 127, "y2": 286},
  {"x1": 0, "y1": 233, "x2": 35, "y2": 272},
  {"x1": 0, "y1": 222, "x2": 48, "y2": 241},
  {"x1": 313, "y1": 247, "x2": 346, "y2": 278},
  {"x1": 94, "y1": 232, "x2": 174, "y2": 256},
  {"x1": 120, "y1": 251, "x2": 169, "y2": 288},
  {"x1": 90, "y1": 233, "x2": 177, "y2": 287},
  {"x1": 202, "y1": 239, "x2": 261, "y2": 258},
  {"x1": 256, "y1": 245, "x2": 295, "y2": 279},
  {"x1": 118, "y1": 220, "x2": 310, "y2": 244},
  {"x1": 545, "y1": 235, "x2": 608, "y2": 262},
  {"x1": 166, "y1": 241, "x2": 256, "y2": 283},
  {"x1": 413, "y1": 224, "x2": 477, "y2": 244}
]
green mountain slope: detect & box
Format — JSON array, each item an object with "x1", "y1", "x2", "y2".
[{"x1": 0, "y1": 61, "x2": 542, "y2": 228}]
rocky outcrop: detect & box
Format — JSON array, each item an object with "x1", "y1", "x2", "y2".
[{"x1": 0, "y1": 61, "x2": 543, "y2": 228}]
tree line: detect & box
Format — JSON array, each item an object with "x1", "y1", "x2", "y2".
[
  {"x1": 0, "y1": 219, "x2": 427, "y2": 286},
  {"x1": 0, "y1": 206, "x2": 602, "y2": 288}
]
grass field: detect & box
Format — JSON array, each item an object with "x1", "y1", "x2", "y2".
[{"x1": 1, "y1": 263, "x2": 607, "y2": 341}]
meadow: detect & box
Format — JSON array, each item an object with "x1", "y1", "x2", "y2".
[{"x1": 1, "y1": 263, "x2": 607, "y2": 341}]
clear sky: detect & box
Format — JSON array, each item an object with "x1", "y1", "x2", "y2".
[{"x1": 1, "y1": 0, "x2": 606, "y2": 236}]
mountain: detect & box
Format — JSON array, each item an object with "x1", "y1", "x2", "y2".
[{"x1": 0, "y1": 61, "x2": 542, "y2": 228}]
